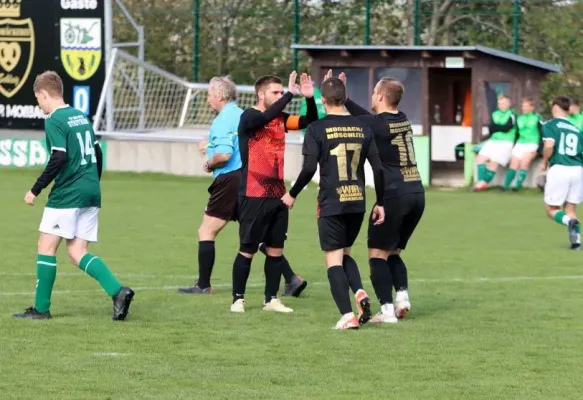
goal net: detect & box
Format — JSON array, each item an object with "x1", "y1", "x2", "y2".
[{"x1": 93, "y1": 49, "x2": 302, "y2": 132}]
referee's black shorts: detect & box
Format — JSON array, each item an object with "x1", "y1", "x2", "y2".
[
  {"x1": 238, "y1": 197, "x2": 288, "y2": 253},
  {"x1": 318, "y1": 212, "x2": 365, "y2": 251},
  {"x1": 368, "y1": 193, "x2": 425, "y2": 251},
  {"x1": 205, "y1": 170, "x2": 241, "y2": 221}
]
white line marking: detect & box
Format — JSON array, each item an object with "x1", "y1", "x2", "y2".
[
  {"x1": 1, "y1": 275, "x2": 583, "y2": 296},
  {"x1": 94, "y1": 352, "x2": 128, "y2": 357}
]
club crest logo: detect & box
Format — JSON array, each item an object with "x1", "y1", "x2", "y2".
[
  {"x1": 60, "y1": 18, "x2": 101, "y2": 81},
  {"x1": 0, "y1": 0, "x2": 35, "y2": 98}
]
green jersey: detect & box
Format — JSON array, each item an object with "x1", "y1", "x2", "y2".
[
  {"x1": 489, "y1": 109, "x2": 517, "y2": 142},
  {"x1": 45, "y1": 105, "x2": 101, "y2": 209},
  {"x1": 516, "y1": 112, "x2": 542, "y2": 144},
  {"x1": 542, "y1": 117, "x2": 583, "y2": 167},
  {"x1": 568, "y1": 113, "x2": 583, "y2": 131}
]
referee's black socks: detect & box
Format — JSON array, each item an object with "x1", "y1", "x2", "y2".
[
  {"x1": 327, "y1": 266, "x2": 352, "y2": 315},
  {"x1": 259, "y1": 243, "x2": 295, "y2": 284},
  {"x1": 196, "y1": 240, "x2": 215, "y2": 289},
  {"x1": 232, "y1": 253, "x2": 252, "y2": 303},
  {"x1": 369, "y1": 258, "x2": 394, "y2": 305},
  {"x1": 264, "y1": 255, "x2": 283, "y2": 303},
  {"x1": 342, "y1": 255, "x2": 363, "y2": 293},
  {"x1": 388, "y1": 254, "x2": 408, "y2": 292}
]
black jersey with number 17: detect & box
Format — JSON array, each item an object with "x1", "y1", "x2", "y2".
[{"x1": 302, "y1": 114, "x2": 378, "y2": 217}]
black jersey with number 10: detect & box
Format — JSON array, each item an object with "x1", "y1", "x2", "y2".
[
  {"x1": 302, "y1": 115, "x2": 378, "y2": 217},
  {"x1": 352, "y1": 111, "x2": 423, "y2": 199}
]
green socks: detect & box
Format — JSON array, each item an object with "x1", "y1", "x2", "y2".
[
  {"x1": 483, "y1": 168, "x2": 496, "y2": 183},
  {"x1": 514, "y1": 169, "x2": 528, "y2": 190},
  {"x1": 503, "y1": 169, "x2": 516, "y2": 189},
  {"x1": 553, "y1": 210, "x2": 571, "y2": 226},
  {"x1": 79, "y1": 254, "x2": 122, "y2": 297},
  {"x1": 34, "y1": 254, "x2": 57, "y2": 313},
  {"x1": 477, "y1": 164, "x2": 486, "y2": 181}
]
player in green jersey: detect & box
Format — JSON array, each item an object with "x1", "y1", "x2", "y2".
[
  {"x1": 568, "y1": 97, "x2": 583, "y2": 131},
  {"x1": 14, "y1": 71, "x2": 134, "y2": 320},
  {"x1": 473, "y1": 95, "x2": 517, "y2": 191},
  {"x1": 541, "y1": 96, "x2": 583, "y2": 250},
  {"x1": 502, "y1": 97, "x2": 543, "y2": 191}
]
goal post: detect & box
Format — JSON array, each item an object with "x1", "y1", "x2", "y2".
[{"x1": 93, "y1": 49, "x2": 302, "y2": 133}]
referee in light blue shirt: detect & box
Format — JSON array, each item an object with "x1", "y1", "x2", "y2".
[{"x1": 179, "y1": 76, "x2": 243, "y2": 294}]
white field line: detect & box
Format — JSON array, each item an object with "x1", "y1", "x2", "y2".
[
  {"x1": 1, "y1": 275, "x2": 583, "y2": 296},
  {"x1": 94, "y1": 352, "x2": 128, "y2": 357}
]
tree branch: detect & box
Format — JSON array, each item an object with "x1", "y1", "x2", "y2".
[
  {"x1": 472, "y1": 16, "x2": 513, "y2": 40},
  {"x1": 439, "y1": 0, "x2": 455, "y2": 15},
  {"x1": 434, "y1": 14, "x2": 477, "y2": 35}
]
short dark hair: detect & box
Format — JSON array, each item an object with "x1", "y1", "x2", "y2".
[
  {"x1": 570, "y1": 96, "x2": 580, "y2": 106},
  {"x1": 254, "y1": 75, "x2": 282, "y2": 94},
  {"x1": 377, "y1": 77, "x2": 404, "y2": 107},
  {"x1": 320, "y1": 77, "x2": 346, "y2": 107},
  {"x1": 33, "y1": 70, "x2": 63, "y2": 98},
  {"x1": 522, "y1": 97, "x2": 534, "y2": 105},
  {"x1": 552, "y1": 96, "x2": 571, "y2": 112}
]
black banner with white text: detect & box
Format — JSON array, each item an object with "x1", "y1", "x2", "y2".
[{"x1": 0, "y1": 0, "x2": 105, "y2": 129}]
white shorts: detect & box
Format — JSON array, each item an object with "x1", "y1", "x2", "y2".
[
  {"x1": 478, "y1": 140, "x2": 514, "y2": 167},
  {"x1": 511, "y1": 143, "x2": 539, "y2": 160},
  {"x1": 544, "y1": 165, "x2": 583, "y2": 206},
  {"x1": 39, "y1": 207, "x2": 99, "y2": 242}
]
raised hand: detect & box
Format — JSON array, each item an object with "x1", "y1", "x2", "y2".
[
  {"x1": 323, "y1": 69, "x2": 333, "y2": 82},
  {"x1": 338, "y1": 72, "x2": 347, "y2": 86},
  {"x1": 288, "y1": 71, "x2": 300, "y2": 95},
  {"x1": 299, "y1": 73, "x2": 314, "y2": 98}
]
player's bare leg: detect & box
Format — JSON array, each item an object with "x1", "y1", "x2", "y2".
[
  {"x1": 179, "y1": 215, "x2": 228, "y2": 294},
  {"x1": 325, "y1": 249, "x2": 359, "y2": 330},
  {"x1": 262, "y1": 246, "x2": 293, "y2": 313},
  {"x1": 67, "y1": 237, "x2": 134, "y2": 320},
  {"x1": 13, "y1": 233, "x2": 62, "y2": 320},
  {"x1": 545, "y1": 203, "x2": 580, "y2": 250},
  {"x1": 341, "y1": 248, "x2": 371, "y2": 325},
  {"x1": 258, "y1": 243, "x2": 308, "y2": 297},
  {"x1": 368, "y1": 248, "x2": 399, "y2": 324}
]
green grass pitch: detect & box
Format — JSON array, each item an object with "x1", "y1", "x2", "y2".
[{"x1": 1, "y1": 169, "x2": 583, "y2": 399}]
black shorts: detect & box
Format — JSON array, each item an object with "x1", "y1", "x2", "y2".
[
  {"x1": 205, "y1": 170, "x2": 241, "y2": 221},
  {"x1": 238, "y1": 197, "x2": 288, "y2": 253},
  {"x1": 368, "y1": 193, "x2": 425, "y2": 251},
  {"x1": 318, "y1": 213, "x2": 365, "y2": 251}
]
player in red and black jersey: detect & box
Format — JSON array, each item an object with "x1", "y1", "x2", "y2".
[
  {"x1": 230, "y1": 71, "x2": 318, "y2": 313},
  {"x1": 281, "y1": 77, "x2": 386, "y2": 329},
  {"x1": 326, "y1": 70, "x2": 425, "y2": 324}
]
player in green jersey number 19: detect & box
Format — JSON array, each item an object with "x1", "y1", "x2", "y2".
[
  {"x1": 14, "y1": 71, "x2": 134, "y2": 320},
  {"x1": 541, "y1": 96, "x2": 583, "y2": 250}
]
